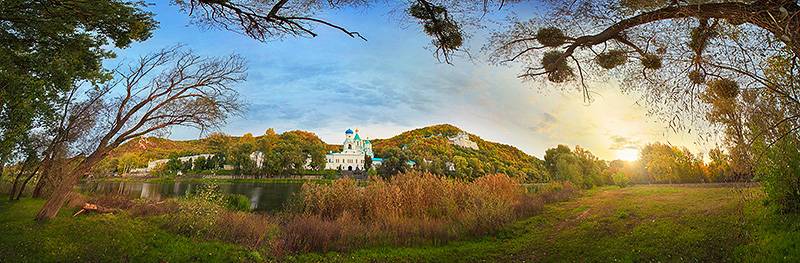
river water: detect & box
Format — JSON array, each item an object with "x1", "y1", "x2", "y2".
[{"x1": 74, "y1": 180, "x2": 303, "y2": 212}]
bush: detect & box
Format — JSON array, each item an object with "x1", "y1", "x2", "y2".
[
  {"x1": 613, "y1": 170, "x2": 631, "y2": 188},
  {"x1": 756, "y1": 137, "x2": 800, "y2": 213},
  {"x1": 225, "y1": 194, "x2": 251, "y2": 212}
]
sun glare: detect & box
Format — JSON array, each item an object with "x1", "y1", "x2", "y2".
[{"x1": 616, "y1": 149, "x2": 639, "y2": 162}]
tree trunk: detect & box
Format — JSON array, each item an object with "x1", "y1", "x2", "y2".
[
  {"x1": 9, "y1": 165, "x2": 26, "y2": 201},
  {"x1": 0, "y1": 156, "x2": 7, "y2": 183},
  {"x1": 31, "y1": 169, "x2": 53, "y2": 198},
  {"x1": 31, "y1": 158, "x2": 52, "y2": 198},
  {"x1": 16, "y1": 165, "x2": 41, "y2": 200},
  {"x1": 35, "y1": 153, "x2": 104, "y2": 220}
]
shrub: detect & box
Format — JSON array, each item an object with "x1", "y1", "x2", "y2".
[
  {"x1": 613, "y1": 170, "x2": 631, "y2": 188},
  {"x1": 167, "y1": 181, "x2": 226, "y2": 236},
  {"x1": 225, "y1": 194, "x2": 251, "y2": 212},
  {"x1": 756, "y1": 137, "x2": 800, "y2": 213}
]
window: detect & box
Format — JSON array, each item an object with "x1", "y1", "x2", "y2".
[{"x1": 348, "y1": 144, "x2": 352, "y2": 149}]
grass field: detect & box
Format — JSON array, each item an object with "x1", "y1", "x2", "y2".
[
  {"x1": 1, "y1": 185, "x2": 798, "y2": 262},
  {"x1": 292, "y1": 185, "x2": 799, "y2": 262},
  {"x1": 0, "y1": 195, "x2": 261, "y2": 262}
]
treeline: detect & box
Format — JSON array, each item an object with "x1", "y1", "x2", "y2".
[
  {"x1": 544, "y1": 142, "x2": 740, "y2": 189},
  {"x1": 91, "y1": 129, "x2": 332, "y2": 177},
  {"x1": 202, "y1": 129, "x2": 329, "y2": 177}
]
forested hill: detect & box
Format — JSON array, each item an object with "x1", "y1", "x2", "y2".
[
  {"x1": 108, "y1": 125, "x2": 547, "y2": 182},
  {"x1": 109, "y1": 137, "x2": 209, "y2": 161},
  {"x1": 371, "y1": 124, "x2": 547, "y2": 182}
]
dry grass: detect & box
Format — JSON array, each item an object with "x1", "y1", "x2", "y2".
[
  {"x1": 280, "y1": 171, "x2": 580, "y2": 253},
  {"x1": 68, "y1": 172, "x2": 580, "y2": 257}
]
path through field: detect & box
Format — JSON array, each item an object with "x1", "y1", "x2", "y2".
[{"x1": 296, "y1": 185, "x2": 766, "y2": 262}]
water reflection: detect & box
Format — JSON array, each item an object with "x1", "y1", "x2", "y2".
[{"x1": 74, "y1": 180, "x2": 302, "y2": 212}]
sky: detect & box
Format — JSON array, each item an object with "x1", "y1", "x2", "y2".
[{"x1": 106, "y1": 1, "x2": 710, "y2": 161}]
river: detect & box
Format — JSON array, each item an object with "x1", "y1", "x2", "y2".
[{"x1": 74, "y1": 180, "x2": 303, "y2": 212}]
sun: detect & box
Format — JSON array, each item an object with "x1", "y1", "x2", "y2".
[{"x1": 615, "y1": 149, "x2": 639, "y2": 161}]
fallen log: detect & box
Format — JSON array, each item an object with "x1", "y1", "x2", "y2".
[{"x1": 73, "y1": 203, "x2": 122, "y2": 217}]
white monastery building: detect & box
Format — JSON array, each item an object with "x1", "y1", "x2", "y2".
[
  {"x1": 448, "y1": 131, "x2": 479, "y2": 150},
  {"x1": 325, "y1": 128, "x2": 376, "y2": 171}
]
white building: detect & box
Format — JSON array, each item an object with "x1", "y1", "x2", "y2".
[
  {"x1": 147, "y1": 159, "x2": 169, "y2": 171},
  {"x1": 448, "y1": 131, "x2": 479, "y2": 150},
  {"x1": 325, "y1": 128, "x2": 374, "y2": 171},
  {"x1": 250, "y1": 151, "x2": 265, "y2": 168},
  {"x1": 146, "y1": 154, "x2": 215, "y2": 171}
]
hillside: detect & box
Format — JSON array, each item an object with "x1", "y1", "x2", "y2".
[
  {"x1": 371, "y1": 124, "x2": 546, "y2": 182},
  {"x1": 109, "y1": 137, "x2": 209, "y2": 161},
  {"x1": 107, "y1": 125, "x2": 546, "y2": 181}
]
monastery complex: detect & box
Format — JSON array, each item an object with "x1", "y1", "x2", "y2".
[{"x1": 325, "y1": 128, "x2": 379, "y2": 171}]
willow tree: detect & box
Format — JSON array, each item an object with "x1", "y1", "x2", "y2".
[{"x1": 35, "y1": 46, "x2": 246, "y2": 220}]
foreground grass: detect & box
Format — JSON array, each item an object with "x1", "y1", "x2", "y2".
[
  {"x1": 293, "y1": 186, "x2": 800, "y2": 262},
  {"x1": 2, "y1": 185, "x2": 797, "y2": 262},
  {"x1": 0, "y1": 195, "x2": 260, "y2": 262}
]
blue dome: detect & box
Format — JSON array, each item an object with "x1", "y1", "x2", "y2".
[{"x1": 345, "y1": 128, "x2": 354, "y2": 134}]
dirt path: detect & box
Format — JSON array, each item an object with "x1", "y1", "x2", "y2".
[{"x1": 546, "y1": 189, "x2": 618, "y2": 242}]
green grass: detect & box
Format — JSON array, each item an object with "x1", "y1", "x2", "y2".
[
  {"x1": 1, "y1": 186, "x2": 797, "y2": 262},
  {"x1": 0, "y1": 195, "x2": 259, "y2": 262},
  {"x1": 291, "y1": 186, "x2": 800, "y2": 262}
]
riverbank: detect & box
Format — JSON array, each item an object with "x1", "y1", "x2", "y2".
[{"x1": 88, "y1": 175, "x2": 334, "y2": 184}]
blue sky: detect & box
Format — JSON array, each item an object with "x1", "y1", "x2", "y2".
[{"x1": 106, "y1": 1, "x2": 708, "y2": 160}]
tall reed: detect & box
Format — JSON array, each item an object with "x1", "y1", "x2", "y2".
[{"x1": 282, "y1": 171, "x2": 579, "y2": 252}]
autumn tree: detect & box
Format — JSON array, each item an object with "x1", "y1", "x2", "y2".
[
  {"x1": 639, "y1": 142, "x2": 678, "y2": 183},
  {"x1": 638, "y1": 142, "x2": 706, "y2": 184},
  {"x1": 118, "y1": 153, "x2": 143, "y2": 174},
  {"x1": 34, "y1": 46, "x2": 246, "y2": 220}
]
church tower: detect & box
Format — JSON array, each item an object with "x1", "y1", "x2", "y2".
[{"x1": 343, "y1": 128, "x2": 355, "y2": 153}]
